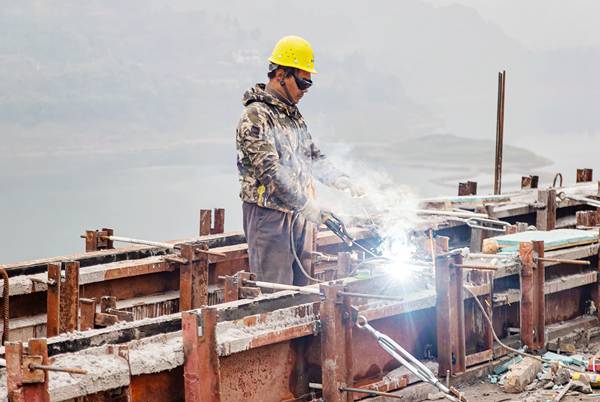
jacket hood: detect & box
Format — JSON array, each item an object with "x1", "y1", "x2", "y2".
[{"x1": 242, "y1": 83, "x2": 299, "y2": 117}]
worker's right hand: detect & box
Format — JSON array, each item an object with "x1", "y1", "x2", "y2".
[{"x1": 299, "y1": 199, "x2": 325, "y2": 224}]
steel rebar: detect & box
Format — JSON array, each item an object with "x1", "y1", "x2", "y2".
[
  {"x1": 536, "y1": 257, "x2": 590, "y2": 266},
  {"x1": 308, "y1": 382, "x2": 404, "y2": 399},
  {"x1": 29, "y1": 364, "x2": 87, "y2": 375},
  {"x1": 494, "y1": 70, "x2": 506, "y2": 195},
  {"x1": 0, "y1": 268, "x2": 9, "y2": 345}
]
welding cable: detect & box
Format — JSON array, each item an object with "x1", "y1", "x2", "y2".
[
  {"x1": 0, "y1": 267, "x2": 9, "y2": 345},
  {"x1": 290, "y1": 212, "x2": 322, "y2": 283}
]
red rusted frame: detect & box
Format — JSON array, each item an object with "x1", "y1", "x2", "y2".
[
  {"x1": 200, "y1": 209, "x2": 212, "y2": 236},
  {"x1": 319, "y1": 283, "x2": 353, "y2": 402},
  {"x1": 458, "y1": 181, "x2": 477, "y2": 196},
  {"x1": 180, "y1": 244, "x2": 209, "y2": 311},
  {"x1": 532, "y1": 241, "x2": 546, "y2": 350},
  {"x1": 576, "y1": 168, "x2": 593, "y2": 183},
  {"x1": 79, "y1": 298, "x2": 96, "y2": 331},
  {"x1": 59, "y1": 261, "x2": 80, "y2": 333},
  {"x1": 520, "y1": 241, "x2": 545, "y2": 350},
  {"x1": 46, "y1": 263, "x2": 61, "y2": 337},
  {"x1": 536, "y1": 189, "x2": 556, "y2": 231},
  {"x1": 6, "y1": 339, "x2": 50, "y2": 402},
  {"x1": 436, "y1": 236, "x2": 466, "y2": 375},
  {"x1": 337, "y1": 252, "x2": 352, "y2": 278},
  {"x1": 84, "y1": 228, "x2": 114, "y2": 252},
  {"x1": 183, "y1": 308, "x2": 221, "y2": 402},
  {"x1": 212, "y1": 208, "x2": 225, "y2": 234}
]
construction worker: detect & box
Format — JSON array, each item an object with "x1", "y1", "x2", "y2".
[{"x1": 236, "y1": 35, "x2": 362, "y2": 286}]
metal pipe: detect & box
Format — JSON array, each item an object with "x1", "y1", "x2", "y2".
[
  {"x1": 242, "y1": 280, "x2": 405, "y2": 302},
  {"x1": 308, "y1": 382, "x2": 404, "y2": 399},
  {"x1": 338, "y1": 291, "x2": 404, "y2": 302},
  {"x1": 536, "y1": 257, "x2": 590, "y2": 266},
  {"x1": 29, "y1": 364, "x2": 87, "y2": 375},
  {"x1": 494, "y1": 70, "x2": 506, "y2": 195},
  {"x1": 452, "y1": 263, "x2": 498, "y2": 271},
  {"x1": 413, "y1": 209, "x2": 489, "y2": 219},
  {"x1": 242, "y1": 280, "x2": 320, "y2": 295},
  {"x1": 104, "y1": 235, "x2": 177, "y2": 250}
]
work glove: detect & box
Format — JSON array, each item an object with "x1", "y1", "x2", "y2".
[
  {"x1": 299, "y1": 199, "x2": 325, "y2": 224},
  {"x1": 334, "y1": 176, "x2": 366, "y2": 198}
]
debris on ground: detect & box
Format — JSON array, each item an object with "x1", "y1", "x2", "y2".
[{"x1": 502, "y1": 357, "x2": 543, "y2": 393}]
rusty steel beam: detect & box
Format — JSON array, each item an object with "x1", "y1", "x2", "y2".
[
  {"x1": 200, "y1": 209, "x2": 212, "y2": 236},
  {"x1": 212, "y1": 208, "x2": 225, "y2": 235},
  {"x1": 536, "y1": 188, "x2": 557, "y2": 231},
  {"x1": 458, "y1": 181, "x2": 477, "y2": 196},
  {"x1": 59, "y1": 261, "x2": 79, "y2": 333},
  {"x1": 576, "y1": 168, "x2": 593, "y2": 183},
  {"x1": 435, "y1": 236, "x2": 452, "y2": 376},
  {"x1": 493, "y1": 70, "x2": 506, "y2": 195},
  {"x1": 24, "y1": 338, "x2": 50, "y2": 402},
  {"x1": 46, "y1": 263, "x2": 61, "y2": 337},
  {"x1": 183, "y1": 308, "x2": 221, "y2": 402},
  {"x1": 532, "y1": 241, "x2": 546, "y2": 350},
  {"x1": 519, "y1": 241, "x2": 534, "y2": 348},
  {"x1": 319, "y1": 284, "x2": 353, "y2": 402}
]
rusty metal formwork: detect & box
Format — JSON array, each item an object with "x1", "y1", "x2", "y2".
[{"x1": 3, "y1": 179, "x2": 600, "y2": 401}]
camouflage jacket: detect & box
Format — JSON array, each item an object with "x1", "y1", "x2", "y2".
[{"x1": 236, "y1": 84, "x2": 344, "y2": 212}]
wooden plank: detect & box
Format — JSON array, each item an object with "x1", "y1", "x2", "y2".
[
  {"x1": 46, "y1": 263, "x2": 61, "y2": 337},
  {"x1": 23, "y1": 338, "x2": 50, "y2": 402}
]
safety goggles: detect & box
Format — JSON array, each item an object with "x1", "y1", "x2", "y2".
[{"x1": 292, "y1": 73, "x2": 312, "y2": 90}]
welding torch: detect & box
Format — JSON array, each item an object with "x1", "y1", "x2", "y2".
[{"x1": 321, "y1": 212, "x2": 379, "y2": 258}]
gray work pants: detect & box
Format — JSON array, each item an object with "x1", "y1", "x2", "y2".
[{"x1": 242, "y1": 202, "x2": 314, "y2": 286}]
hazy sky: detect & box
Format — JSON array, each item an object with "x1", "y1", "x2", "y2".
[
  {"x1": 1, "y1": 1, "x2": 599, "y2": 262},
  {"x1": 428, "y1": 0, "x2": 600, "y2": 49}
]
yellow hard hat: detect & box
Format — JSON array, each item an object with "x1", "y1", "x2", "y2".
[{"x1": 268, "y1": 35, "x2": 317, "y2": 74}]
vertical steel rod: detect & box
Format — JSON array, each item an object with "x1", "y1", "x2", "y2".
[{"x1": 494, "y1": 71, "x2": 506, "y2": 195}]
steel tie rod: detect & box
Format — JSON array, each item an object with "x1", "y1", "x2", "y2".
[
  {"x1": 240, "y1": 280, "x2": 405, "y2": 302},
  {"x1": 355, "y1": 315, "x2": 467, "y2": 402}
]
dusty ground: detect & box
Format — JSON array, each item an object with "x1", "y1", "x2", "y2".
[
  {"x1": 457, "y1": 380, "x2": 599, "y2": 401},
  {"x1": 453, "y1": 337, "x2": 600, "y2": 402}
]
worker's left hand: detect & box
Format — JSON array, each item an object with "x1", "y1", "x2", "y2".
[{"x1": 334, "y1": 176, "x2": 366, "y2": 198}]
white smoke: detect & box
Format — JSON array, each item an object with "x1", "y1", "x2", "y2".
[{"x1": 312, "y1": 141, "x2": 422, "y2": 264}]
